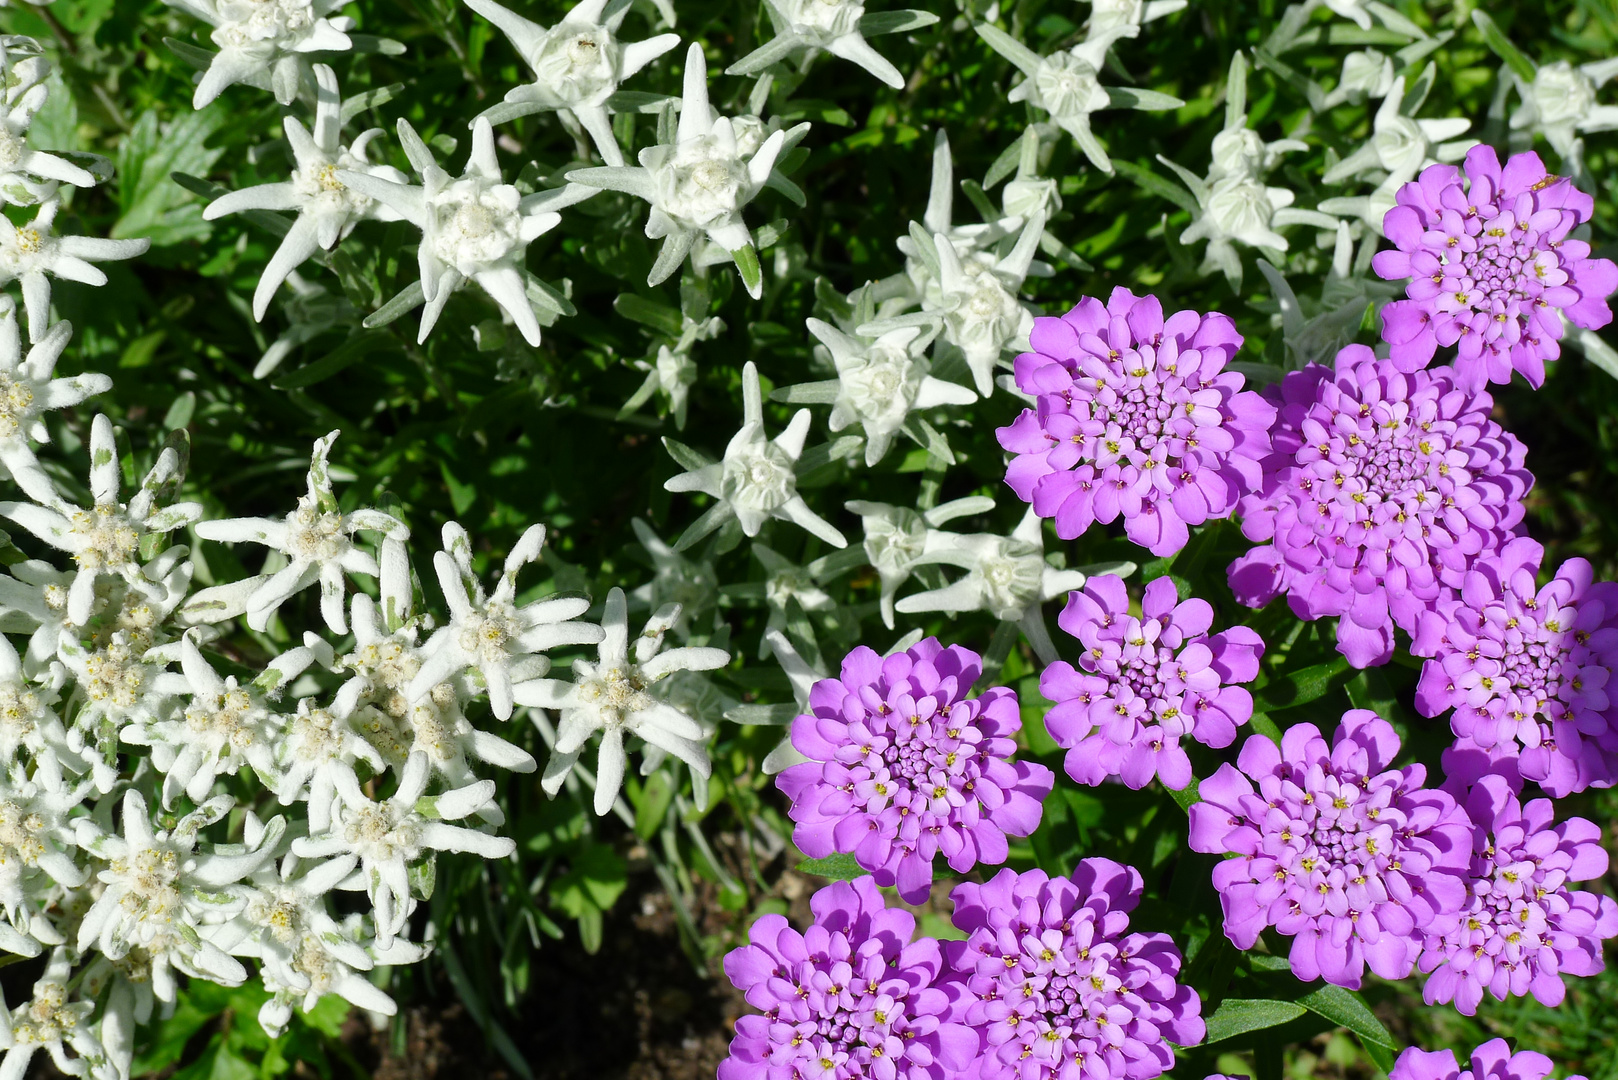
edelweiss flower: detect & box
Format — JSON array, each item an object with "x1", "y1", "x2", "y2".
[
  {"x1": 842, "y1": 495, "x2": 995, "y2": 628},
  {"x1": 1207, "y1": 53, "x2": 1308, "y2": 185},
  {"x1": 204, "y1": 64, "x2": 407, "y2": 320},
  {"x1": 407, "y1": 522, "x2": 604, "y2": 721},
  {"x1": 1084, "y1": 0, "x2": 1187, "y2": 48},
  {"x1": 0, "y1": 754, "x2": 90, "y2": 957},
  {"x1": 1510, "y1": 56, "x2": 1618, "y2": 160},
  {"x1": 1158, "y1": 158, "x2": 1337, "y2": 288},
  {"x1": 0, "y1": 199, "x2": 150, "y2": 343},
  {"x1": 0, "y1": 634, "x2": 73, "y2": 768},
  {"x1": 747, "y1": 544, "x2": 835, "y2": 652},
  {"x1": 1321, "y1": 49, "x2": 1397, "y2": 109},
  {"x1": 726, "y1": 0, "x2": 940, "y2": 89},
  {"x1": 518, "y1": 587, "x2": 729, "y2": 815},
  {"x1": 194, "y1": 430, "x2": 406, "y2": 635},
  {"x1": 628, "y1": 517, "x2": 718, "y2": 639},
  {"x1": 570, "y1": 44, "x2": 795, "y2": 299},
  {"x1": 164, "y1": 0, "x2": 354, "y2": 108},
  {"x1": 0, "y1": 299, "x2": 110, "y2": 483},
  {"x1": 663, "y1": 361, "x2": 847, "y2": 548},
  {"x1": 341, "y1": 118, "x2": 592, "y2": 346},
  {"x1": 0, "y1": 54, "x2": 98, "y2": 206},
  {"x1": 464, "y1": 0, "x2": 680, "y2": 166},
  {"x1": 0, "y1": 949, "x2": 103, "y2": 1079}
]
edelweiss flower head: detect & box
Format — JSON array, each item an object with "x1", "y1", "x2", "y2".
[
  {"x1": 165, "y1": 0, "x2": 355, "y2": 108},
  {"x1": 0, "y1": 754, "x2": 89, "y2": 950},
  {"x1": 0, "y1": 948, "x2": 104, "y2": 1080},
  {"x1": 997, "y1": 288, "x2": 1275, "y2": 556},
  {"x1": 0, "y1": 52, "x2": 99, "y2": 206},
  {"x1": 719, "y1": 876, "x2": 977, "y2": 1080},
  {"x1": 1373, "y1": 146, "x2": 1618, "y2": 389},
  {"x1": 777, "y1": 637, "x2": 1053, "y2": 902},
  {"x1": 1190, "y1": 712, "x2": 1474, "y2": 988},
  {"x1": 1042, "y1": 575, "x2": 1264, "y2": 790},
  {"x1": 1228, "y1": 351, "x2": 1533, "y2": 668},
  {"x1": 726, "y1": 0, "x2": 940, "y2": 90},
  {"x1": 944, "y1": 860, "x2": 1205, "y2": 1080},
  {"x1": 1390, "y1": 1040, "x2": 1585, "y2": 1080},
  {"x1": 0, "y1": 299, "x2": 110, "y2": 482},
  {"x1": 1510, "y1": 57, "x2": 1618, "y2": 160},
  {"x1": 843, "y1": 496, "x2": 993, "y2": 629},
  {"x1": 0, "y1": 198, "x2": 150, "y2": 343},
  {"x1": 1410, "y1": 536, "x2": 1618, "y2": 796}
]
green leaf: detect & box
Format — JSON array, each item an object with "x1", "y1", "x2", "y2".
[
  {"x1": 1470, "y1": 11, "x2": 1538, "y2": 82},
  {"x1": 114, "y1": 107, "x2": 228, "y2": 245},
  {"x1": 1113, "y1": 159, "x2": 1200, "y2": 216},
  {"x1": 796, "y1": 852, "x2": 867, "y2": 880},
  {"x1": 1107, "y1": 86, "x2": 1186, "y2": 111},
  {"x1": 1295, "y1": 984, "x2": 1398, "y2": 1049},
  {"x1": 551, "y1": 842, "x2": 629, "y2": 913},
  {"x1": 272, "y1": 330, "x2": 395, "y2": 390},
  {"x1": 634, "y1": 769, "x2": 676, "y2": 839},
  {"x1": 859, "y1": 9, "x2": 940, "y2": 35},
  {"x1": 613, "y1": 292, "x2": 684, "y2": 335},
  {"x1": 1203, "y1": 998, "x2": 1308, "y2": 1043},
  {"x1": 1256, "y1": 657, "x2": 1351, "y2": 711}
]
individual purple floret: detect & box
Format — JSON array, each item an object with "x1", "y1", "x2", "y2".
[
  {"x1": 1228, "y1": 348, "x2": 1532, "y2": 668},
  {"x1": 1418, "y1": 761, "x2": 1618, "y2": 1014},
  {"x1": 1390, "y1": 1039, "x2": 1585, "y2": 1080},
  {"x1": 1041, "y1": 574, "x2": 1264, "y2": 790},
  {"x1": 776, "y1": 638, "x2": 1054, "y2": 904},
  {"x1": 1188, "y1": 711, "x2": 1474, "y2": 989},
  {"x1": 720, "y1": 876, "x2": 977, "y2": 1080},
  {"x1": 1411, "y1": 536, "x2": 1618, "y2": 796},
  {"x1": 996, "y1": 287, "x2": 1275, "y2": 557},
  {"x1": 1373, "y1": 145, "x2": 1618, "y2": 391},
  {"x1": 944, "y1": 859, "x2": 1205, "y2": 1080}
]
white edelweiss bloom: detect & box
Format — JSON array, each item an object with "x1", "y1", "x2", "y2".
[
  {"x1": 0, "y1": 199, "x2": 150, "y2": 344},
  {"x1": 1320, "y1": 49, "x2": 1397, "y2": 109},
  {"x1": 975, "y1": 25, "x2": 1182, "y2": 173},
  {"x1": 74, "y1": 792, "x2": 280, "y2": 1002},
  {"x1": 193, "y1": 429, "x2": 406, "y2": 635},
  {"x1": 517, "y1": 587, "x2": 729, "y2": 816},
  {"x1": 1510, "y1": 57, "x2": 1618, "y2": 160},
  {"x1": 894, "y1": 508, "x2": 1090, "y2": 663},
  {"x1": 251, "y1": 911, "x2": 422, "y2": 1038},
  {"x1": 1084, "y1": 0, "x2": 1187, "y2": 48},
  {"x1": 628, "y1": 517, "x2": 718, "y2": 639},
  {"x1": 407, "y1": 522, "x2": 604, "y2": 722},
  {"x1": 163, "y1": 0, "x2": 354, "y2": 108},
  {"x1": 0, "y1": 948, "x2": 103, "y2": 1079},
  {"x1": 290, "y1": 751, "x2": 514, "y2": 947},
  {"x1": 569, "y1": 44, "x2": 796, "y2": 299},
  {"x1": 0, "y1": 300, "x2": 110, "y2": 484},
  {"x1": 0, "y1": 635, "x2": 73, "y2": 769},
  {"x1": 272, "y1": 696, "x2": 382, "y2": 831},
  {"x1": 0, "y1": 560, "x2": 75, "y2": 673},
  {"x1": 726, "y1": 0, "x2": 940, "y2": 90},
  {"x1": 1206, "y1": 55, "x2": 1308, "y2": 185},
  {"x1": 0, "y1": 55, "x2": 98, "y2": 206},
  {"x1": 663, "y1": 360, "x2": 847, "y2": 548},
  {"x1": 843, "y1": 495, "x2": 995, "y2": 628},
  {"x1": 464, "y1": 0, "x2": 680, "y2": 166},
  {"x1": 0, "y1": 754, "x2": 90, "y2": 958},
  {"x1": 339, "y1": 118, "x2": 591, "y2": 347},
  {"x1": 204, "y1": 65, "x2": 407, "y2": 320},
  {"x1": 922, "y1": 226, "x2": 1041, "y2": 397},
  {"x1": 0, "y1": 415, "x2": 202, "y2": 627},
  {"x1": 749, "y1": 544, "x2": 836, "y2": 653}
]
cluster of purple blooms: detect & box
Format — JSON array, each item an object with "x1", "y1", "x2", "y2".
[
  {"x1": 1390, "y1": 1040, "x2": 1587, "y2": 1080},
  {"x1": 1041, "y1": 574, "x2": 1263, "y2": 790}
]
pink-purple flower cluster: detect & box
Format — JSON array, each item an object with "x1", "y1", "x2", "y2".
[
  {"x1": 996, "y1": 288, "x2": 1275, "y2": 557},
  {"x1": 1041, "y1": 575, "x2": 1264, "y2": 791},
  {"x1": 1411, "y1": 536, "x2": 1618, "y2": 796},
  {"x1": 1374, "y1": 146, "x2": 1618, "y2": 391},
  {"x1": 944, "y1": 860, "x2": 1205, "y2": 1080},
  {"x1": 776, "y1": 639, "x2": 1054, "y2": 904},
  {"x1": 1418, "y1": 758, "x2": 1618, "y2": 1014},
  {"x1": 720, "y1": 876, "x2": 977, "y2": 1080},
  {"x1": 1227, "y1": 348, "x2": 1533, "y2": 668},
  {"x1": 1189, "y1": 711, "x2": 1474, "y2": 989},
  {"x1": 1390, "y1": 1039, "x2": 1585, "y2": 1080}
]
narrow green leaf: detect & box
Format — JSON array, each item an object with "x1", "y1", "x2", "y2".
[
  {"x1": 272, "y1": 329, "x2": 394, "y2": 390},
  {"x1": 859, "y1": 9, "x2": 940, "y2": 35},
  {"x1": 614, "y1": 293, "x2": 684, "y2": 335},
  {"x1": 1295, "y1": 984, "x2": 1398, "y2": 1049},
  {"x1": 1203, "y1": 998, "x2": 1308, "y2": 1043},
  {"x1": 1471, "y1": 12, "x2": 1538, "y2": 82},
  {"x1": 797, "y1": 853, "x2": 867, "y2": 880},
  {"x1": 1256, "y1": 656, "x2": 1351, "y2": 711},
  {"x1": 1113, "y1": 159, "x2": 1200, "y2": 216}
]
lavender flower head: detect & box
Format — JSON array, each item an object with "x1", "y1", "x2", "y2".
[
  {"x1": 1373, "y1": 145, "x2": 1618, "y2": 390},
  {"x1": 1390, "y1": 1040, "x2": 1585, "y2": 1080},
  {"x1": 1418, "y1": 759, "x2": 1618, "y2": 1014},
  {"x1": 720, "y1": 876, "x2": 977, "y2": 1080},
  {"x1": 996, "y1": 288, "x2": 1275, "y2": 557},
  {"x1": 1041, "y1": 574, "x2": 1264, "y2": 790},
  {"x1": 944, "y1": 860, "x2": 1206, "y2": 1080},
  {"x1": 1412, "y1": 536, "x2": 1618, "y2": 796},
  {"x1": 1228, "y1": 348, "x2": 1533, "y2": 668},
  {"x1": 776, "y1": 638, "x2": 1054, "y2": 904},
  {"x1": 1189, "y1": 711, "x2": 1474, "y2": 988}
]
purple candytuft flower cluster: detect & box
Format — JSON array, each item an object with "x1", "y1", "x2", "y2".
[
  {"x1": 1374, "y1": 146, "x2": 1618, "y2": 391},
  {"x1": 1041, "y1": 575, "x2": 1264, "y2": 791},
  {"x1": 777, "y1": 639, "x2": 1054, "y2": 904},
  {"x1": 720, "y1": 876, "x2": 976, "y2": 1080},
  {"x1": 944, "y1": 859, "x2": 1205, "y2": 1080},
  {"x1": 996, "y1": 288, "x2": 1275, "y2": 557},
  {"x1": 1411, "y1": 536, "x2": 1618, "y2": 796},
  {"x1": 1417, "y1": 755, "x2": 1618, "y2": 1014},
  {"x1": 1189, "y1": 711, "x2": 1474, "y2": 989},
  {"x1": 1227, "y1": 348, "x2": 1533, "y2": 668},
  {"x1": 1390, "y1": 1039, "x2": 1586, "y2": 1080}
]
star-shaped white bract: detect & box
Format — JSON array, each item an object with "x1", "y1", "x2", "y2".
[
  {"x1": 843, "y1": 495, "x2": 994, "y2": 628},
  {"x1": 894, "y1": 508, "x2": 1090, "y2": 663},
  {"x1": 0, "y1": 199, "x2": 150, "y2": 344},
  {"x1": 663, "y1": 361, "x2": 847, "y2": 549},
  {"x1": 0, "y1": 299, "x2": 110, "y2": 483},
  {"x1": 0, "y1": 54, "x2": 98, "y2": 206},
  {"x1": 340, "y1": 117, "x2": 590, "y2": 346},
  {"x1": 163, "y1": 0, "x2": 354, "y2": 108},
  {"x1": 975, "y1": 23, "x2": 1183, "y2": 173},
  {"x1": 463, "y1": 0, "x2": 680, "y2": 166},
  {"x1": 1320, "y1": 48, "x2": 1396, "y2": 109},
  {"x1": 204, "y1": 64, "x2": 407, "y2": 320},
  {"x1": 0, "y1": 414, "x2": 203, "y2": 627},
  {"x1": 1084, "y1": 0, "x2": 1187, "y2": 49},
  {"x1": 726, "y1": 0, "x2": 940, "y2": 90},
  {"x1": 406, "y1": 522, "x2": 605, "y2": 722},
  {"x1": 517, "y1": 587, "x2": 729, "y2": 815},
  {"x1": 0, "y1": 634, "x2": 73, "y2": 770},
  {"x1": 570, "y1": 44, "x2": 793, "y2": 299},
  {"x1": 290, "y1": 751, "x2": 514, "y2": 947},
  {"x1": 1207, "y1": 53, "x2": 1308, "y2": 185},
  {"x1": 1510, "y1": 57, "x2": 1618, "y2": 161},
  {"x1": 0, "y1": 948, "x2": 103, "y2": 1080},
  {"x1": 0, "y1": 754, "x2": 90, "y2": 958},
  {"x1": 194, "y1": 430, "x2": 406, "y2": 635}
]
